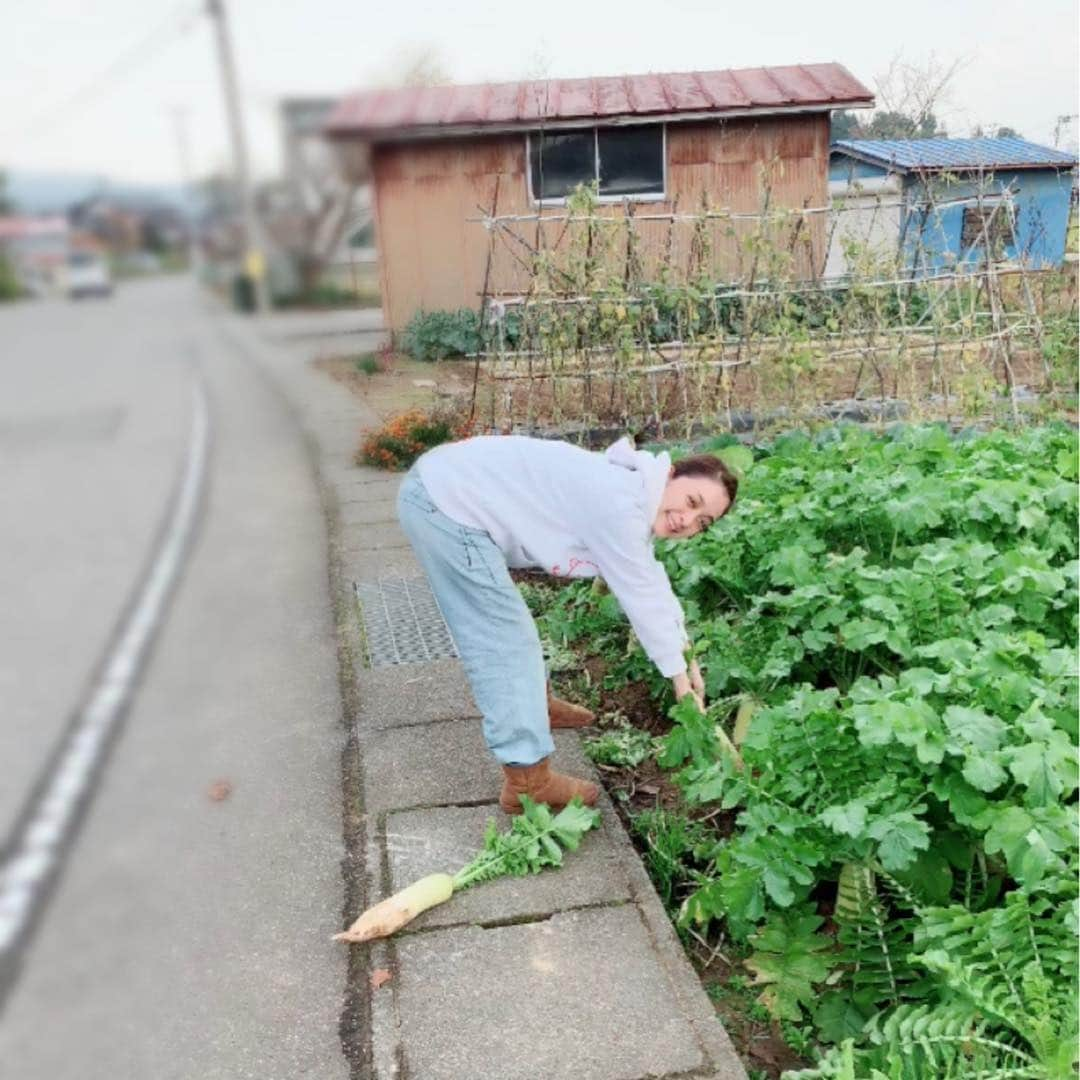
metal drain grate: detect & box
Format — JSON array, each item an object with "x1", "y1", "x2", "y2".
[{"x1": 353, "y1": 578, "x2": 459, "y2": 666}]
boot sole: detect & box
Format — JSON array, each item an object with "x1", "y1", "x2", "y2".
[{"x1": 499, "y1": 787, "x2": 601, "y2": 815}]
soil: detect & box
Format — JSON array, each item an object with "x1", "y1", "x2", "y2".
[
  {"x1": 705, "y1": 968, "x2": 812, "y2": 1079},
  {"x1": 548, "y1": 652, "x2": 812, "y2": 1078},
  {"x1": 588, "y1": 656, "x2": 663, "y2": 733},
  {"x1": 313, "y1": 351, "x2": 475, "y2": 426}
]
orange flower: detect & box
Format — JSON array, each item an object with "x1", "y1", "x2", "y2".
[{"x1": 357, "y1": 406, "x2": 464, "y2": 471}]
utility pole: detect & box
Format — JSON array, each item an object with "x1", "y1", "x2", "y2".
[
  {"x1": 169, "y1": 106, "x2": 203, "y2": 279},
  {"x1": 205, "y1": 0, "x2": 270, "y2": 312}
]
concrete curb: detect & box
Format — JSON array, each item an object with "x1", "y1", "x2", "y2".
[{"x1": 217, "y1": 307, "x2": 747, "y2": 1080}]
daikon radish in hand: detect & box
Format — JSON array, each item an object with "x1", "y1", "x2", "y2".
[{"x1": 334, "y1": 796, "x2": 600, "y2": 944}]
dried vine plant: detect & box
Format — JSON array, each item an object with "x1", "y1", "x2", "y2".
[{"x1": 468, "y1": 163, "x2": 1076, "y2": 442}]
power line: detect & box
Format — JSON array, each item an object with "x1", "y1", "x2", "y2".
[{"x1": 20, "y1": 2, "x2": 205, "y2": 139}]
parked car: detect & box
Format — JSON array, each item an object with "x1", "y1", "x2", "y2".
[{"x1": 65, "y1": 251, "x2": 113, "y2": 298}]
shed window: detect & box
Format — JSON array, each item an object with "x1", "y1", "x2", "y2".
[
  {"x1": 529, "y1": 125, "x2": 664, "y2": 201},
  {"x1": 961, "y1": 203, "x2": 1017, "y2": 253}
]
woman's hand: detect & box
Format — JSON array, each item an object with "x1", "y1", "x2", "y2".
[
  {"x1": 688, "y1": 658, "x2": 705, "y2": 699},
  {"x1": 672, "y1": 671, "x2": 705, "y2": 713}
]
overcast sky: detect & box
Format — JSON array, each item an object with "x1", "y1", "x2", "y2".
[{"x1": 4, "y1": 0, "x2": 1077, "y2": 186}]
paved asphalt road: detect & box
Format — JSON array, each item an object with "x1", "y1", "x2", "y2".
[{"x1": 0, "y1": 278, "x2": 348, "y2": 1079}]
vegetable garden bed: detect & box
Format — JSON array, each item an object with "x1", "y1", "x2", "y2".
[{"x1": 521, "y1": 421, "x2": 1079, "y2": 1079}]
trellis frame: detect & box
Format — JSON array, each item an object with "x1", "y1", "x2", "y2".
[{"x1": 464, "y1": 167, "x2": 1074, "y2": 440}]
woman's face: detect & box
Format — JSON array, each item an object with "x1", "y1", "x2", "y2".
[{"x1": 652, "y1": 471, "x2": 731, "y2": 539}]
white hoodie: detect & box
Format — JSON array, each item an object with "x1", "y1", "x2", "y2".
[{"x1": 417, "y1": 435, "x2": 688, "y2": 676}]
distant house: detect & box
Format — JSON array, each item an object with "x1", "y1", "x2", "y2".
[
  {"x1": 826, "y1": 137, "x2": 1077, "y2": 277},
  {"x1": 325, "y1": 64, "x2": 873, "y2": 331},
  {"x1": 0, "y1": 216, "x2": 69, "y2": 294}
]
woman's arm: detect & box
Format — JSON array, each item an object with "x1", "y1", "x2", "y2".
[{"x1": 577, "y1": 500, "x2": 693, "y2": 683}]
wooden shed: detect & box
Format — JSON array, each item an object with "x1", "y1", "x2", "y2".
[{"x1": 326, "y1": 64, "x2": 873, "y2": 332}]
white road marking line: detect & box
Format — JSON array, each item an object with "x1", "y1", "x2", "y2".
[{"x1": 0, "y1": 375, "x2": 210, "y2": 957}]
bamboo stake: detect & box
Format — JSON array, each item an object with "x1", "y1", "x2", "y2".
[
  {"x1": 469, "y1": 174, "x2": 501, "y2": 428},
  {"x1": 1003, "y1": 195, "x2": 1051, "y2": 387}
]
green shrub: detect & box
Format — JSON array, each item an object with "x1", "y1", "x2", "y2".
[
  {"x1": 0, "y1": 253, "x2": 21, "y2": 301},
  {"x1": 400, "y1": 308, "x2": 482, "y2": 361}
]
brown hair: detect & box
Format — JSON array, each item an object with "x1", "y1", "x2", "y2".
[{"x1": 671, "y1": 454, "x2": 739, "y2": 516}]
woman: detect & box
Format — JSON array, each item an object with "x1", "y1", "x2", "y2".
[{"x1": 396, "y1": 434, "x2": 737, "y2": 815}]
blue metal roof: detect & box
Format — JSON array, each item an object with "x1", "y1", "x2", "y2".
[{"x1": 831, "y1": 137, "x2": 1077, "y2": 172}]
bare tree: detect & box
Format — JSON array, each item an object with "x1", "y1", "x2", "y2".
[
  {"x1": 1053, "y1": 114, "x2": 1079, "y2": 152},
  {"x1": 521, "y1": 43, "x2": 553, "y2": 82},
  {"x1": 399, "y1": 47, "x2": 451, "y2": 88},
  {"x1": 832, "y1": 52, "x2": 967, "y2": 142},
  {"x1": 370, "y1": 45, "x2": 452, "y2": 89},
  {"x1": 873, "y1": 52, "x2": 967, "y2": 136}
]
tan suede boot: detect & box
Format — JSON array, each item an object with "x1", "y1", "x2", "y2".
[
  {"x1": 499, "y1": 757, "x2": 600, "y2": 815},
  {"x1": 547, "y1": 686, "x2": 595, "y2": 728}
]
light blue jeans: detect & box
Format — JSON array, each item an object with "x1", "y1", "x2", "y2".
[{"x1": 396, "y1": 468, "x2": 554, "y2": 767}]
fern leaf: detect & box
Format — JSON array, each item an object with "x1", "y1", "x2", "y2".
[
  {"x1": 913, "y1": 891, "x2": 1080, "y2": 1076},
  {"x1": 832, "y1": 863, "x2": 923, "y2": 1012}
]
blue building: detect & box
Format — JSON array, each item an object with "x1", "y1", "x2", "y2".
[{"x1": 827, "y1": 137, "x2": 1077, "y2": 276}]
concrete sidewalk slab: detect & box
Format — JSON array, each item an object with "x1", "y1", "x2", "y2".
[
  {"x1": 345, "y1": 465, "x2": 399, "y2": 485},
  {"x1": 342, "y1": 548, "x2": 423, "y2": 581},
  {"x1": 339, "y1": 498, "x2": 399, "y2": 527},
  {"x1": 342, "y1": 463, "x2": 402, "y2": 484},
  {"x1": 354, "y1": 660, "x2": 478, "y2": 730},
  {"x1": 339, "y1": 479, "x2": 405, "y2": 504},
  {"x1": 392, "y1": 906, "x2": 706, "y2": 1080},
  {"x1": 323, "y1": 460, "x2": 378, "y2": 491},
  {"x1": 359, "y1": 718, "x2": 592, "y2": 814},
  {"x1": 338, "y1": 487, "x2": 402, "y2": 510},
  {"x1": 384, "y1": 804, "x2": 632, "y2": 931},
  {"x1": 256, "y1": 307, "x2": 385, "y2": 342},
  {"x1": 302, "y1": 330, "x2": 388, "y2": 356},
  {"x1": 340, "y1": 521, "x2": 410, "y2": 551},
  {"x1": 314, "y1": 415, "x2": 366, "y2": 447}
]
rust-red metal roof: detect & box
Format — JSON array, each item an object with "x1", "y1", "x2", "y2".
[{"x1": 326, "y1": 63, "x2": 873, "y2": 141}]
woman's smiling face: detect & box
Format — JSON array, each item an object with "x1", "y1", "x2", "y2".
[{"x1": 652, "y1": 470, "x2": 732, "y2": 539}]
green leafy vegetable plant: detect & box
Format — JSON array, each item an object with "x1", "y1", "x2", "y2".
[
  {"x1": 583, "y1": 717, "x2": 659, "y2": 768},
  {"x1": 538, "y1": 422, "x2": 1079, "y2": 1076}
]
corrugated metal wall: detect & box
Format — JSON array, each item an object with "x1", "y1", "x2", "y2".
[
  {"x1": 901, "y1": 170, "x2": 1075, "y2": 272},
  {"x1": 370, "y1": 114, "x2": 829, "y2": 330}
]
